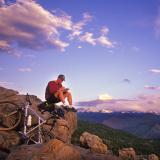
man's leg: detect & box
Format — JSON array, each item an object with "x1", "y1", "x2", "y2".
[
  {"x1": 54, "y1": 90, "x2": 66, "y2": 104},
  {"x1": 63, "y1": 92, "x2": 72, "y2": 106},
  {"x1": 64, "y1": 92, "x2": 77, "y2": 112},
  {"x1": 55, "y1": 90, "x2": 73, "y2": 107}
]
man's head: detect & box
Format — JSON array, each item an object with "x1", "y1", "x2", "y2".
[{"x1": 57, "y1": 74, "x2": 65, "y2": 82}]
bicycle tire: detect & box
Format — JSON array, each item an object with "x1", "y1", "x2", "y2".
[
  {"x1": 26, "y1": 129, "x2": 54, "y2": 144},
  {"x1": 0, "y1": 101, "x2": 22, "y2": 131}
]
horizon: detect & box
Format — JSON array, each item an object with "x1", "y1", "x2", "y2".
[{"x1": 0, "y1": 0, "x2": 160, "y2": 110}]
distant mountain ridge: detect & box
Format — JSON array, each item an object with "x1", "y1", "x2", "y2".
[
  {"x1": 76, "y1": 95, "x2": 160, "y2": 114},
  {"x1": 77, "y1": 96, "x2": 160, "y2": 139},
  {"x1": 78, "y1": 112, "x2": 160, "y2": 139}
]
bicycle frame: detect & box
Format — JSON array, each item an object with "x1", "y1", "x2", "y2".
[
  {"x1": 0, "y1": 94, "x2": 55, "y2": 143},
  {"x1": 20, "y1": 101, "x2": 47, "y2": 144}
]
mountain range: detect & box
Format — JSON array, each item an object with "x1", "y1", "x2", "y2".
[
  {"x1": 76, "y1": 98, "x2": 160, "y2": 139},
  {"x1": 78, "y1": 112, "x2": 160, "y2": 139},
  {"x1": 76, "y1": 94, "x2": 160, "y2": 114}
]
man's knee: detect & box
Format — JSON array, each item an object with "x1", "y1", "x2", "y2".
[
  {"x1": 64, "y1": 91, "x2": 72, "y2": 97},
  {"x1": 54, "y1": 90, "x2": 63, "y2": 98}
]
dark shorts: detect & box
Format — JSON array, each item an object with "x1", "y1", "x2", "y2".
[{"x1": 46, "y1": 95, "x2": 61, "y2": 104}]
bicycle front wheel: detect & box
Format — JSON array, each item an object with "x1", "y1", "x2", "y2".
[
  {"x1": 26, "y1": 129, "x2": 54, "y2": 144},
  {"x1": 0, "y1": 101, "x2": 22, "y2": 131}
]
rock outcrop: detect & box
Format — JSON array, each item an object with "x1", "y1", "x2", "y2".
[
  {"x1": 6, "y1": 139, "x2": 81, "y2": 160},
  {"x1": 80, "y1": 131, "x2": 107, "y2": 154},
  {"x1": 75, "y1": 146, "x2": 118, "y2": 160},
  {"x1": 119, "y1": 147, "x2": 136, "y2": 160},
  {"x1": 0, "y1": 86, "x2": 77, "y2": 158},
  {"x1": 148, "y1": 154, "x2": 159, "y2": 160},
  {"x1": 0, "y1": 131, "x2": 20, "y2": 150}
]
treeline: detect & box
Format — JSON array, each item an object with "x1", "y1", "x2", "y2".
[{"x1": 71, "y1": 120, "x2": 160, "y2": 156}]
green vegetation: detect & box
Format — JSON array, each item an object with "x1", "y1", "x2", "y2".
[{"x1": 71, "y1": 120, "x2": 160, "y2": 156}]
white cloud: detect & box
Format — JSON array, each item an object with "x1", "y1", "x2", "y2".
[
  {"x1": 78, "y1": 94, "x2": 160, "y2": 113},
  {"x1": 0, "y1": 81, "x2": 13, "y2": 88},
  {"x1": 98, "y1": 94, "x2": 112, "y2": 100},
  {"x1": 68, "y1": 12, "x2": 92, "y2": 40},
  {"x1": 144, "y1": 85, "x2": 160, "y2": 90},
  {"x1": 0, "y1": 40, "x2": 21, "y2": 57},
  {"x1": 18, "y1": 67, "x2": 32, "y2": 72},
  {"x1": 78, "y1": 46, "x2": 82, "y2": 49},
  {"x1": 78, "y1": 25, "x2": 114, "y2": 48},
  {"x1": 96, "y1": 35, "x2": 114, "y2": 48},
  {"x1": 149, "y1": 69, "x2": 160, "y2": 74},
  {"x1": 0, "y1": 0, "x2": 72, "y2": 54},
  {"x1": 0, "y1": 1, "x2": 116, "y2": 55},
  {"x1": 83, "y1": 13, "x2": 92, "y2": 21},
  {"x1": 80, "y1": 32, "x2": 96, "y2": 45},
  {"x1": 100, "y1": 26, "x2": 109, "y2": 35},
  {"x1": 48, "y1": 39, "x2": 69, "y2": 52}
]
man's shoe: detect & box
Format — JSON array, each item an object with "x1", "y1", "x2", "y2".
[
  {"x1": 70, "y1": 107, "x2": 77, "y2": 112},
  {"x1": 63, "y1": 105, "x2": 70, "y2": 111}
]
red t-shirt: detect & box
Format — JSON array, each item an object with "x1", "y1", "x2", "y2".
[{"x1": 48, "y1": 81, "x2": 62, "y2": 94}]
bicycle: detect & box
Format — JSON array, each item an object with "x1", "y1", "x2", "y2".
[{"x1": 0, "y1": 93, "x2": 55, "y2": 144}]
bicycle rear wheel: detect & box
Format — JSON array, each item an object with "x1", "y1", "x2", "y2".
[
  {"x1": 0, "y1": 101, "x2": 22, "y2": 131},
  {"x1": 26, "y1": 129, "x2": 54, "y2": 144}
]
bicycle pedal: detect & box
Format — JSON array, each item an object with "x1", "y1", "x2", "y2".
[{"x1": 41, "y1": 110, "x2": 45, "y2": 114}]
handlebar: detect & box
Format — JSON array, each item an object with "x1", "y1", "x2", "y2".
[{"x1": 26, "y1": 93, "x2": 32, "y2": 105}]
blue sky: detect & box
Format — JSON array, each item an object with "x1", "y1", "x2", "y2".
[{"x1": 0, "y1": 0, "x2": 160, "y2": 103}]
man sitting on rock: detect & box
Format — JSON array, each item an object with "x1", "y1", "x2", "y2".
[{"x1": 45, "y1": 74, "x2": 76, "y2": 112}]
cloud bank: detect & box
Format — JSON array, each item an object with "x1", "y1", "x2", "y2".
[
  {"x1": 18, "y1": 67, "x2": 32, "y2": 72},
  {"x1": 0, "y1": 0, "x2": 71, "y2": 53},
  {"x1": 149, "y1": 69, "x2": 160, "y2": 74},
  {"x1": 77, "y1": 94, "x2": 160, "y2": 113},
  {"x1": 0, "y1": 0, "x2": 115, "y2": 56},
  {"x1": 144, "y1": 85, "x2": 160, "y2": 90}
]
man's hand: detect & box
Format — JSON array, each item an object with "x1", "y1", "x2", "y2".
[{"x1": 59, "y1": 87, "x2": 69, "y2": 92}]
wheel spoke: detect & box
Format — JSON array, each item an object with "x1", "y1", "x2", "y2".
[{"x1": 0, "y1": 101, "x2": 21, "y2": 131}]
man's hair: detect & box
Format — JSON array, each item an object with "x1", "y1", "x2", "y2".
[{"x1": 58, "y1": 74, "x2": 65, "y2": 81}]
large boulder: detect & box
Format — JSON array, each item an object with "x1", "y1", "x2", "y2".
[
  {"x1": 0, "y1": 130, "x2": 20, "y2": 160},
  {"x1": 80, "y1": 132, "x2": 107, "y2": 154},
  {"x1": 75, "y1": 146, "x2": 119, "y2": 160},
  {"x1": 39, "y1": 107, "x2": 77, "y2": 143},
  {"x1": 0, "y1": 86, "x2": 41, "y2": 108},
  {"x1": 7, "y1": 139, "x2": 81, "y2": 160},
  {"x1": 64, "y1": 111, "x2": 77, "y2": 136},
  {"x1": 119, "y1": 147, "x2": 136, "y2": 160},
  {"x1": 148, "y1": 154, "x2": 159, "y2": 160},
  {"x1": 50, "y1": 118, "x2": 70, "y2": 143},
  {"x1": 0, "y1": 130, "x2": 20, "y2": 150},
  {"x1": 0, "y1": 87, "x2": 18, "y2": 102}
]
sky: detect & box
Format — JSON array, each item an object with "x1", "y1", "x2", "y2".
[{"x1": 0, "y1": 0, "x2": 160, "y2": 104}]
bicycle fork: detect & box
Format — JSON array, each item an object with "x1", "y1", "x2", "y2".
[
  {"x1": 24, "y1": 104, "x2": 29, "y2": 134},
  {"x1": 38, "y1": 117, "x2": 42, "y2": 143}
]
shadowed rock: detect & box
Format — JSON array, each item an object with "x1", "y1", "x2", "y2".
[
  {"x1": 148, "y1": 154, "x2": 159, "y2": 160},
  {"x1": 6, "y1": 139, "x2": 81, "y2": 160},
  {"x1": 119, "y1": 147, "x2": 136, "y2": 160},
  {"x1": 80, "y1": 132, "x2": 107, "y2": 154}
]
